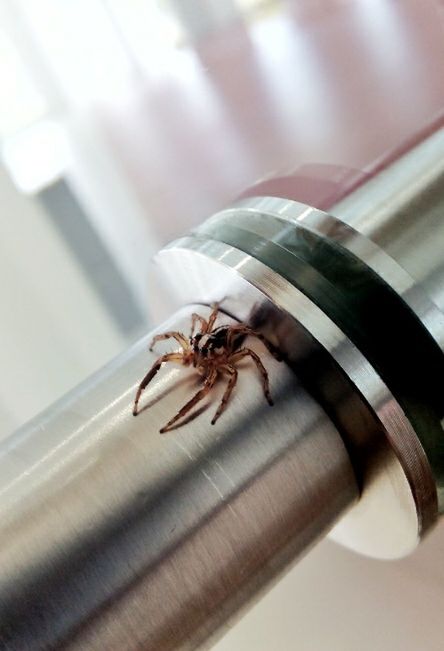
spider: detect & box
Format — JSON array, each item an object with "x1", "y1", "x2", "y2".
[{"x1": 132, "y1": 304, "x2": 281, "y2": 433}]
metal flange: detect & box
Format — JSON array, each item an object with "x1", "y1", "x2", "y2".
[
  {"x1": 157, "y1": 200, "x2": 442, "y2": 559},
  {"x1": 158, "y1": 127, "x2": 444, "y2": 560}
]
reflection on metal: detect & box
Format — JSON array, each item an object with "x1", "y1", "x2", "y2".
[{"x1": 332, "y1": 125, "x2": 444, "y2": 314}]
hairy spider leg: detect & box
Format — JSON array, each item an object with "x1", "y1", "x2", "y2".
[
  {"x1": 133, "y1": 352, "x2": 184, "y2": 416},
  {"x1": 160, "y1": 369, "x2": 217, "y2": 433},
  {"x1": 226, "y1": 325, "x2": 282, "y2": 360},
  {"x1": 190, "y1": 314, "x2": 208, "y2": 338},
  {"x1": 230, "y1": 348, "x2": 274, "y2": 405},
  {"x1": 211, "y1": 365, "x2": 238, "y2": 425},
  {"x1": 206, "y1": 302, "x2": 221, "y2": 332},
  {"x1": 190, "y1": 301, "x2": 220, "y2": 338},
  {"x1": 149, "y1": 331, "x2": 190, "y2": 352}
]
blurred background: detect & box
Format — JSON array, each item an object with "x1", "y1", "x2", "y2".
[{"x1": 1, "y1": 0, "x2": 444, "y2": 649}]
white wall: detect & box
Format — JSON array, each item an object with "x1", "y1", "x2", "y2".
[
  {"x1": 0, "y1": 165, "x2": 125, "y2": 437},
  {"x1": 213, "y1": 524, "x2": 444, "y2": 651}
]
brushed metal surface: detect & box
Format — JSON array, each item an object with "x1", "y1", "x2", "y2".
[{"x1": 0, "y1": 305, "x2": 357, "y2": 650}]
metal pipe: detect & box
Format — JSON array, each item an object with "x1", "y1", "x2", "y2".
[
  {"x1": 0, "y1": 306, "x2": 357, "y2": 650},
  {"x1": 1, "y1": 126, "x2": 444, "y2": 649}
]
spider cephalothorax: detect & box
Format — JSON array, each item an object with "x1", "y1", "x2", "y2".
[{"x1": 132, "y1": 304, "x2": 281, "y2": 433}]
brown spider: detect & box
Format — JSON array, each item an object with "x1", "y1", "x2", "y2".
[{"x1": 132, "y1": 304, "x2": 281, "y2": 433}]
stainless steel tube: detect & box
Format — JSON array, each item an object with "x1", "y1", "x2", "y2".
[
  {"x1": 0, "y1": 306, "x2": 357, "y2": 650},
  {"x1": 2, "y1": 126, "x2": 443, "y2": 650}
]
